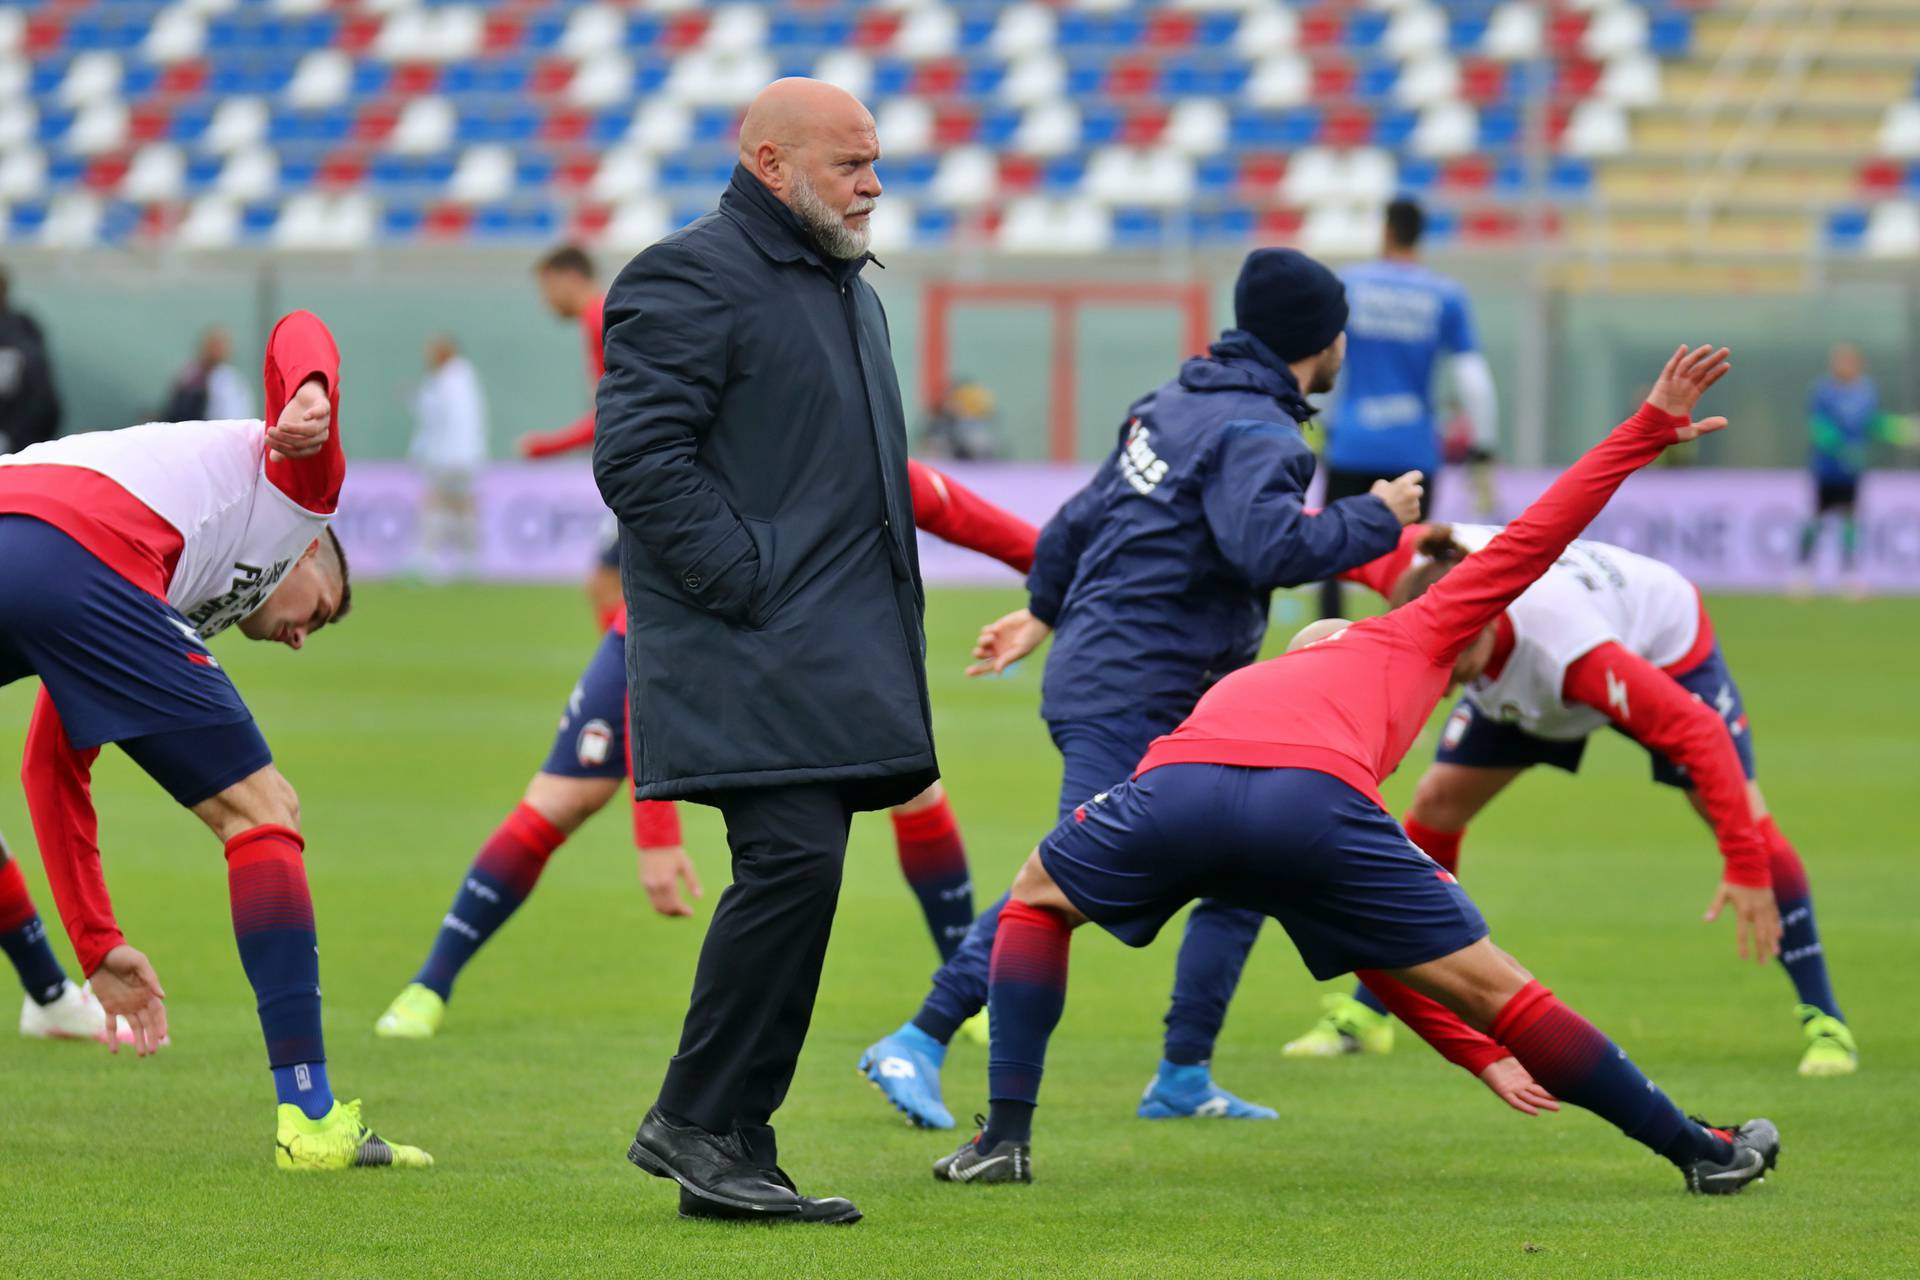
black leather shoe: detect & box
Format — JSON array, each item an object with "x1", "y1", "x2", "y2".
[
  {"x1": 678, "y1": 1186, "x2": 862, "y2": 1224},
  {"x1": 627, "y1": 1107, "x2": 801, "y2": 1216}
]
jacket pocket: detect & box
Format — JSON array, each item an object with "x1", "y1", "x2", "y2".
[{"x1": 740, "y1": 517, "x2": 779, "y2": 629}]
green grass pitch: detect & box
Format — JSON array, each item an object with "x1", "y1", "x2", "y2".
[{"x1": 1, "y1": 585, "x2": 1915, "y2": 1279}]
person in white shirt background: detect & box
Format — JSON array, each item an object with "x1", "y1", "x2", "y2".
[
  {"x1": 408, "y1": 335, "x2": 490, "y2": 582},
  {"x1": 161, "y1": 326, "x2": 254, "y2": 424}
]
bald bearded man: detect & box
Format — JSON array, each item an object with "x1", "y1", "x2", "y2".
[{"x1": 594, "y1": 79, "x2": 932, "y2": 1224}]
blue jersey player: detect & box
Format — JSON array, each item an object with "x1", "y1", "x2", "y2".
[
  {"x1": 858, "y1": 248, "x2": 1421, "y2": 1130},
  {"x1": 1320, "y1": 196, "x2": 1498, "y2": 618},
  {"x1": 1793, "y1": 343, "x2": 1912, "y2": 598}
]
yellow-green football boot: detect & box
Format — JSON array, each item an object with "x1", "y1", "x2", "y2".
[
  {"x1": 374, "y1": 983, "x2": 444, "y2": 1040},
  {"x1": 1281, "y1": 992, "x2": 1395, "y2": 1058},
  {"x1": 957, "y1": 1010, "x2": 990, "y2": 1047},
  {"x1": 1796, "y1": 1005, "x2": 1857, "y2": 1078},
  {"x1": 275, "y1": 1099, "x2": 433, "y2": 1171}
]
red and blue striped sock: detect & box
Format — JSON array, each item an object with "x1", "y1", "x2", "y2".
[
  {"x1": 415, "y1": 803, "x2": 565, "y2": 1001},
  {"x1": 892, "y1": 797, "x2": 975, "y2": 962},
  {"x1": 1761, "y1": 818, "x2": 1842, "y2": 1021},
  {"x1": 1493, "y1": 980, "x2": 1731, "y2": 1167},
  {"x1": 984, "y1": 899, "x2": 1074, "y2": 1146},
  {"x1": 226, "y1": 825, "x2": 331, "y2": 1119},
  {"x1": 0, "y1": 853, "x2": 69, "y2": 1006}
]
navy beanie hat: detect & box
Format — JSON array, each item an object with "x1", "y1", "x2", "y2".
[{"x1": 1232, "y1": 248, "x2": 1348, "y2": 364}]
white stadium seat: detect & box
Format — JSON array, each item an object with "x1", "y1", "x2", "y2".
[
  {"x1": 1014, "y1": 101, "x2": 1082, "y2": 156},
  {"x1": 874, "y1": 97, "x2": 935, "y2": 155},
  {"x1": 627, "y1": 100, "x2": 693, "y2": 153},
  {"x1": 286, "y1": 51, "x2": 353, "y2": 110},
  {"x1": 122, "y1": 143, "x2": 187, "y2": 203}
]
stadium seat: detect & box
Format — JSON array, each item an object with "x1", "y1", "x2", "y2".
[{"x1": 0, "y1": 0, "x2": 1907, "y2": 255}]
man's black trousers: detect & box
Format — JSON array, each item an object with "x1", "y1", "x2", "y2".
[
  {"x1": 1317, "y1": 465, "x2": 1435, "y2": 619},
  {"x1": 657, "y1": 782, "x2": 855, "y2": 1135}
]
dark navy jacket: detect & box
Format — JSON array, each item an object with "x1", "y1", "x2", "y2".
[
  {"x1": 593, "y1": 167, "x2": 935, "y2": 806},
  {"x1": 1028, "y1": 330, "x2": 1404, "y2": 725}
]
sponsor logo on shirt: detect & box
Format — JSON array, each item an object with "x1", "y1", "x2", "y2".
[
  {"x1": 1118, "y1": 419, "x2": 1169, "y2": 495},
  {"x1": 185, "y1": 557, "x2": 295, "y2": 638}
]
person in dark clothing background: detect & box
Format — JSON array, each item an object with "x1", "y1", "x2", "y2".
[
  {"x1": 0, "y1": 266, "x2": 62, "y2": 454},
  {"x1": 858, "y1": 248, "x2": 1426, "y2": 1134},
  {"x1": 592, "y1": 78, "x2": 932, "y2": 1226}
]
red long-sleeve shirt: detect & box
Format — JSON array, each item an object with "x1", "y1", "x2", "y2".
[
  {"x1": 520, "y1": 294, "x2": 607, "y2": 458},
  {"x1": 1560, "y1": 642, "x2": 1766, "y2": 884},
  {"x1": 908, "y1": 460, "x2": 1038, "y2": 574},
  {"x1": 13, "y1": 313, "x2": 343, "y2": 975},
  {"x1": 1137, "y1": 403, "x2": 1692, "y2": 802}
]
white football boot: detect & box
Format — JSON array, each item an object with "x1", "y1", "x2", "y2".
[{"x1": 19, "y1": 980, "x2": 134, "y2": 1044}]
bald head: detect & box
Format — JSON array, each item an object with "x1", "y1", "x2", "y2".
[
  {"x1": 739, "y1": 78, "x2": 882, "y2": 259},
  {"x1": 1287, "y1": 618, "x2": 1350, "y2": 653}
]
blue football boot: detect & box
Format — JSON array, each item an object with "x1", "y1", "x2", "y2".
[
  {"x1": 857, "y1": 1022, "x2": 956, "y2": 1130},
  {"x1": 1136, "y1": 1059, "x2": 1278, "y2": 1120}
]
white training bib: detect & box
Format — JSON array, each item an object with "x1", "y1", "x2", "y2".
[
  {"x1": 1444, "y1": 524, "x2": 1702, "y2": 740},
  {"x1": 0, "y1": 419, "x2": 331, "y2": 637}
]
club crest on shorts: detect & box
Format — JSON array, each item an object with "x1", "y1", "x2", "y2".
[
  {"x1": 1442, "y1": 705, "x2": 1472, "y2": 748},
  {"x1": 576, "y1": 719, "x2": 613, "y2": 767}
]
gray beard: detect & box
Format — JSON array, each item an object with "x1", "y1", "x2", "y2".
[{"x1": 788, "y1": 171, "x2": 872, "y2": 260}]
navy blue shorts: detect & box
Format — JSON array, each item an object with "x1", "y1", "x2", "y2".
[
  {"x1": 0, "y1": 517, "x2": 271, "y2": 806},
  {"x1": 1038, "y1": 764, "x2": 1489, "y2": 980},
  {"x1": 539, "y1": 627, "x2": 628, "y2": 780},
  {"x1": 1435, "y1": 644, "x2": 1756, "y2": 789}
]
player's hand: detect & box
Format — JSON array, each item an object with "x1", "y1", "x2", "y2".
[
  {"x1": 639, "y1": 846, "x2": 703, "y2": 918},
  {"x1": 90, "y1": 945, "x2": 168, "y2": 1057},
  {"x1": 1369, "y1": 471, "x2": 1426, "y2": 526},
  {"x1": 1477, "y1": 1056, "x2": 1560, "y2": 1117},
  {"x1": 1645, "y1": 343, "x2": 1732, "y2": 433},
  {"x1": 966, "y1": 608, "x2": 1052, "y2": 677},
  {"x1": 267, "y1": 376, "x2": 331, "y2": 463},
  {"x1": 1703, "y1": 880, "x2": 1781, "y2": 964}
]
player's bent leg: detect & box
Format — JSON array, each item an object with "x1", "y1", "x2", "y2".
[
  {"x1": 186, "y1": 765, "x2": 431, "y2": 1170},
  {"x1": 377, "y1": 773, "x2": 608, "y2": 1038},
  {"x1": 1394, "y1": 940, "x2": 1777, "y2": 1194},
  {"x1": 936, "y1": 854, "x2": 1084, "y2": 1186}
]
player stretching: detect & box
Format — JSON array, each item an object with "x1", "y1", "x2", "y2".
[
  {"x1": 936, "y1": 345, "x2": 1783, "y2": 1196},
  {"x1": 517, "y1": 244, "x2": 627, "y2": 627},
  {"x1": 374, "y1": 460, "x2": 1036, "y2": 1039},
  {"x1": 861, "y1": 248, "x2": 1416, "y2": 1131},
  {"x1": 0, "y1": 312, "x2": 430, "y2": 1171},
  {"x1": 1278, "y1": 522, "x2": 1856, "y2": 1076}
]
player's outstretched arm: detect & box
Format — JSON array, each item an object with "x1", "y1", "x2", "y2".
[
  {"x1": 1200, "y1": 423, "x2": 1406, "y2": 590},
  {"x1": 1561, "y1": 643, "x2": 1781, "y2": 964},
  {"x1": 260, "y1": 310, "x2": 346, "y2": 512},
  {"x1": 1405, "y1": 344, "x2": 1730, "y2": 663},
  {"x1": 908, "y1": 460, "x2": 1040, "y2": 573},
  {"x1": 1026, "y1": 468, "x2": 1108, "y2": 627},
  {"x1": 519, "y1": 415, "x2": 598, "y2": 459}
]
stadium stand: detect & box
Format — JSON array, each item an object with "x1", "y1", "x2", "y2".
[{"x1": 0, "y1": 0, "x2": 1913, "y2": 257}]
